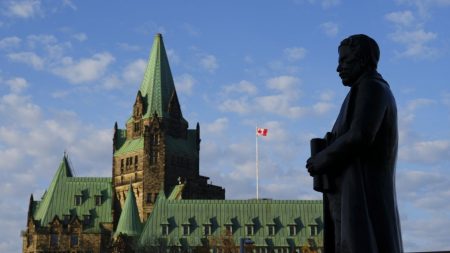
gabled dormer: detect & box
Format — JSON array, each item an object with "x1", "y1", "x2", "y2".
[
  {"x1": 133, "y1": 90, "x2": 145, "y2": 120},
  {"x1": 132, "y1": 91, "x2": 145, "y2": 138}
]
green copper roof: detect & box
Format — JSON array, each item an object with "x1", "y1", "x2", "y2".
[
  {"x1": 114, "y1": 137, "x2": 144, "y2": 156},
  {"x1": 165, "y1": 130, "x2": 198, "y2": 157},
  {"x1": 167, "y1": 184, "x2": 185, "y2": 200},
  {"x1": 140, "y1": 33, "x2": 180, "y2": 119},
  {"x1": 138, "y1": 192, "x2": 324, "y2": 248},
  {"x1": 32, "y1": 155, "x2": 113, "y2": 232},
  {"x1": 115, "y1": 183, "x2": 142, "y2": 237}
]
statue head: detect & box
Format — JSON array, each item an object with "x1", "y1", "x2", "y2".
[{"x1": 336, "y1": 34, "x2": 380, "y2": 86}]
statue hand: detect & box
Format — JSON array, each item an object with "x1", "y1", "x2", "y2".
[{"x1": 306, "y1": 154, "x2": 327, "y2": 176}]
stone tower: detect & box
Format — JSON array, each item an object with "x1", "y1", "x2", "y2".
[{"x1": 112, "y1": 34, "x2": 225, "y2": 223}]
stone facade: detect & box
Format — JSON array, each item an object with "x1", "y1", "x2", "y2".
[
  {"x1": 23, "y1": 197, "x2": 113, "y2": 253},
  {"x1": 112, "y1": 34, "x2": 225, "y2": 224},
  {"x1": 23, "y1": 34, "x2": 225, "y2": 253}
]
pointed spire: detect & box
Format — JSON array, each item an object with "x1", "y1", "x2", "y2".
[
  {"x1": 139, "y1": 33, "x2": 183, "y2": 120},
  {"x1": 114, "y1": 183, "x2": 142, "y2": 237},
  {"x1": 33, "y1": 153, "x2": 73, "y2": 223}
]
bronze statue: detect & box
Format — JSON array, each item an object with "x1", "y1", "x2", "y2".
[{"x1": 306, "y1": 34, "x2": 403, "y2": 253}]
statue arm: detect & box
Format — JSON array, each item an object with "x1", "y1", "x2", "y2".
[{"x1": 311, "y1": 81, "x2": 389, "y2": 173}]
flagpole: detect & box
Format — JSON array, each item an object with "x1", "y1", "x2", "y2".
[{"x1": 256, "y1": 126, "x2": 259, "y2": 200}]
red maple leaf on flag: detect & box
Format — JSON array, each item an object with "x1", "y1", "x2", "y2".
[{"x1": 256, "y1": 128, "x2": 268, "y2": 136}]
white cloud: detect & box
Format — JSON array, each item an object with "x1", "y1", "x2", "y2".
[
  {"x1": 26, "y1": 34, "x2": 70, "y2": 60},
  {"x1": 175, "y1": 73, "x2": 196, "y2": 95},
  {"x1": 167, "y1": 49, "x2": 180, "y2": 65},
  {"x1": 5, "y1": 77, "x2": 28, "y2": 93},
  {"x1": 255, "y1": 94, "x2": 308, "y2": 118},
  {"x1": 283, "y1": 47, "x2": 306, "y2": 61},
  {"x1": 117, "y1": 42, "x2": 141, "y2": 51},
  {"x1": 399, "y1": 140, "x2": 450, "y2": 164},
  {"x1": 385, "y1": 10, "x2": 415, "y2": 26},
  {"x1": 204, "y1": 117, "x2": 229, "y2": 134},
  {"x1": 52, "y1": 52, "x2": 115, "y2": 84},
  {"x1": 62, "y1": 0, "x2": 77, "y2": 10},
  {"x1": 320, "y1": 22, "x2": 339, "y2": 37},
  {"x1": 27, "y1": 34, "x2": 57, "y2": 47},
  {"x1": 319, "y1": 90, "x2": 334, "y2": 101},
  {"x1": 266, "y1": 75, "x2": 300, "y2": 93},
  {"x1": 102, "y1": 74, "x2": 122, "y2": 90},
  {"x1": 122, "y1": 59, "x2": 146, "y2": 84},
  {"x1": 0, "y1": 94, "x2": 41, "y2": 126},
  {"x1": 102, "y1": 58, "x2": 147, "y2": 90},
  {"x1": 406, "y1": 98, "x2": 435, "y2": 111},
  {"x1": 6, "y1": 0, "x2": 42, "y2": 18},
  {"x1": 391, "y1": 29, "x2": 437, "y2": 45},
  {"x1": 400, "y1": 98, "x2": 435, "y2": 126},
  {"x1": 222, "y1": 80, "x2": 257, "y2": 95},
  {"x1": 219, "y1": 98, "x2": 251, "y2": 114},
  {"x1": 397, "y1": 0, "x2": 450, "y2": 18},
  {"x1": 389, "y1": 28, "x2": 437, "y2": 59},
  {"x1": 385, "y1": 6, "x2": 439, "y2": 60},
  {"x1": 72, "y1": 33, "x2": 87, "y2": 42},
  {"x1": 8, "y1": 51, "x2": 45, "y2": 69},
  {"x1": 0, "y1": 91, "x2": 113, "y2": 253},
  {"x1": 312, "y1": 101, "x2": 334, "y2": 114},
  {"x1": 219, "y1": 76, "x2": 332, "y2": 118},
  {"x1": 200, "y1": 54, "x2": 218, "y2": 73},
  {"x1": 0, "y1": 36, "x2": 21, "y2": 49}
]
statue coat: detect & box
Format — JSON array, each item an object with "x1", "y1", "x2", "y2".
[{"x1": 315, "y1": 70, "x2": 403, "y2": 253}]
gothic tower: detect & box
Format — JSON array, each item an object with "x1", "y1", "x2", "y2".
[{"x1": 112, "y1": 34, "x2": 225, "y2": 223}]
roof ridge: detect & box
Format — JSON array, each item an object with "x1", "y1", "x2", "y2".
[
  {"x1": 33, "y1": 154, "x2": 73, "y2": 224},
  {"x1": 114, "y1": 183, "x2": 142, "y2": 237},
  {"x1": 138, "y1": 33, "x2": 183, "y2": 120}
]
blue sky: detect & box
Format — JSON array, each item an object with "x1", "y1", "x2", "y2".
[{"x1": 1, "y1": 0, "x2": 450, "y2": 252}]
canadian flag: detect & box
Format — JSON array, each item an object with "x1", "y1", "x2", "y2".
[{"x1": 256, "y1": 128, "x2": 268, "y2": 136}]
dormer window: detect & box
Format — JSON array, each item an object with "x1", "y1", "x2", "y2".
[
  {"x1": 224, "y1": 224, "x2": 233, "y2": 235},
  {"x1": 246, "y1": 224, "x2": 254, "y2": 236},
  {"x1": 204, "y1": 224, "x2": 212, "y2": 236},
  {"x1": 74, "y1": 195, "x2": 82, "y2": 206},
  {"x1": 268, "y1": 224, "x2": 276, "y2": 236},
  {"x1": 161, "y1": 224, "x2": 169, "y2": 235},
  {"x1": 288, "y1": 224, "x2": 297, "y2": 236},
  {"x1": 182, "y1": 224, "x2": 190, "y2": 236},
  {"x1": 83, "y1": 215, "x2": 91, "y2": 225},
  {"x1": 309, "y1": 225, "x2": 318, "y2": 236},
  {"x1": 95, "y1": 195, "x2": 102, "y2": 206}
]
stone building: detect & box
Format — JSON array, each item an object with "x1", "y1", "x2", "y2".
[
  {"x1": 22, "y1": 155, "x2": 113, "y2": 253},
  {"x1": 22, "y1": 33, "x2": 225, "y2": 253},
  {"x1": 112, "y1": 33, "x2": 225, "y2": 223},
  {"x1": 137, "y1": 185, "x2": 324, "y2": 253},
  {"x1": 22, "y1": 34, "x2": 324, "y2": 253}
]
